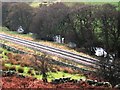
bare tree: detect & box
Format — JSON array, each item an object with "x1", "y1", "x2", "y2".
[{"x1": 30, "y1": 54, "x2": 53, "y2": 83}]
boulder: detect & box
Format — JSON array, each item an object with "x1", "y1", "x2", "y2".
[
  {"x1": 67, "y1": 42, "x2": 76, "y2": 48},
  {"x1": 17, "y1": 26, "x2": 24, "y2": 34},
  {"x1": 114, "y1": 84, "x2": 120, "y2": 89}
]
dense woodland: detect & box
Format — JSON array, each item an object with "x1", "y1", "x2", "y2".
[{"x1": 2, "y1": 2, "x2": 120, "y2": 86}]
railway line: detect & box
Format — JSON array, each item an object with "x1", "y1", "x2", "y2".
[{"x1": 0, "y1": 34, "x2": 100, "y2": 69}]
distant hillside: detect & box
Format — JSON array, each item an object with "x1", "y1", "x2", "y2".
[{"x1": 30, "y1": 1, "x2": 118, "y2": 8}]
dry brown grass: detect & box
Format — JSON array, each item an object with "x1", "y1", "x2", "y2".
[
  {"x1": 6, "y1": 53, "x2": 38, "y2": 67},
  {"x1": 36, "y1": 41, "x2": 96, "y2": 59},
  {"x1": 0, "y1": 29, "x2": 33, "y2": 41},
  {"x1": 6, "y1": 53, "x2": 14, "y2": 60},
  {"x1": 53, "y1": 65, "x2": 75, "y2": 74}
]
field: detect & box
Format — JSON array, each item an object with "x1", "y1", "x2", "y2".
[
  {"x1": 29, "y1": 1, "x2": 119, "y2": 8},
  {"x1": 1, "y1": 46, "x2": 87, "y2": 79},
  {"x1": 1, "y1": 47, "x2": 113, "y2": 89}
]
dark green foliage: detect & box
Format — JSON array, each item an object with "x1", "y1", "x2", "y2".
[
  {"x1": 2, "y1": 2, "x2": 120, "y2": 85},
  {"x1": 2, "y1": 2, "x2": 33, "y2": 33},
  {"x1": 29, "y1": 3, "x2": 69, "y2": 39},
  {"x1": 18, "y1": 68, "x2": 24, "y2": 73},
  {"x1": 2, "y1": 2, "x2": 120, "y2": 51},
  {"x1": 96, "y1": 4, "x2": 119, "y2": 53},
  {"x1": 2, "y1": 2, "x2": 11, "y2": 27},
  {"x1": 65, "y1": 5, "x2": 96, "y2": 47},
  {"x1": 93, "y1": 4, "x2": 120, "y2": 86}
]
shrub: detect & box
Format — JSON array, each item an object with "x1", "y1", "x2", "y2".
[
  {"x1": 2, "y1": 66, "x2": 9, "y2": 71},
  {"x1": 9, "y1": 66, "x2": 16, "y2": 71},
  {"x1": 20, "y1": 63, "x2": 25, "y2": 67},
  {"x1": 63, "y1": 69, "x2": 68, "y2": 73},
  {"x1": 3, "y1": 66, "x2": 9, "y2": 71},
  {"x1": 1, "y1": 60, "x2": 5, "y2": 66},
  {"x1": 51, "y1": 68, "x2": 57, "y2": 73},
  {"x1": 28, "y1": 69, "x2": 34, "y2": 76},
  {"x1": 6, "y1": 53, "x2": 13, "y2": 60},
  {"x1": 21, "y1": 54, "x2": 34, "y2": 67},
  {"x1": 35, "y1": 71, "x2": 40, "y2": 75},
  {"x1": 10, "y1": 59, "x2": 18, "y2": 65},
  {"x1": 18, "y1": 67, "x2": 24, "y2": 73},
  {"x1": 14, "y1": 54, "x2": 22, "y2": 61},
  {"x1": 54, "y1": 66, "x2": 62, "y2": 71},
  {"x1": 64, "y1": 67, "x2": 74, "y2": 74}
]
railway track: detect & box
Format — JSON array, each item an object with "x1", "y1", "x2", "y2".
[{"x1": 0, "y1": 34, "x2": 100, "y2": 69}]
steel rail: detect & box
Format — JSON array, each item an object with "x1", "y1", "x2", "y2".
[
  {"x1": 0, "y1": 34, "x2": 100, "y2": 69},
  {"x1": 0, "y1": 34, "x2": 99, "y2": 61}
]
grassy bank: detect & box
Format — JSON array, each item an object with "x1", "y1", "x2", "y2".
[{"x1": 0, "y1": 27, "x2": 96, "y2": 60}]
